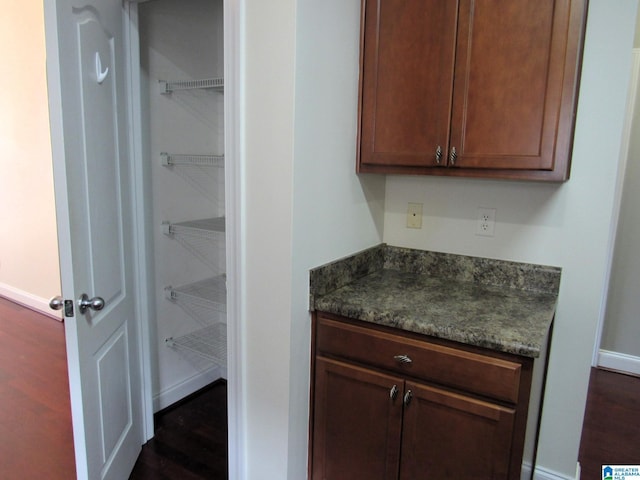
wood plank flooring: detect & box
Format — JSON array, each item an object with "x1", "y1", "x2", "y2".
[
  {"x1": 2, "y1": 295, "x2": 638, "y2": 480},
  {"x1": 0, "y1": 296, "x2": 75, "y2": 479},
  {"x1": 578, "y1": 367, "x2": 640, "y2": 480},
  {"x1": 129, "y1": 381, "x2": 228, "y2": 479}
]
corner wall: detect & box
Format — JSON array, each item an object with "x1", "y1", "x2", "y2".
[
  {"x1": 241, "y1": 0, "x2": 385, "y2": 478},
  {"x1": 0, "y1": 3, "x2": 60, "y2": 315}
]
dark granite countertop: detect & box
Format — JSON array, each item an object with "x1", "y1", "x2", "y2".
[{"x1": 310, "y1": 245, "x2": 560, "y2": 358}]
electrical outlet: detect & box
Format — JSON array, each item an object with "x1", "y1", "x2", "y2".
[
  {"x1": 407, "y1": 203, "x2": 423, "y2": 229},
  {"x1": 476, "y1": 207, "x2": 496, "y2": 237}
]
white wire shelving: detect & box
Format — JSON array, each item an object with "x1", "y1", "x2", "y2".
[
  {"x1": 158, "y1": 72, "x2": 226, "y2": 368},
  {"x1": 161, "y1": 152, "x2": 224, "y2": 168},
  {"x1": 166, "y1": 322, "x2": 226, "y2": 365},
  {"x1": 164, "y1": 275, "x2": 227, "y2": 314},
  {"x1": 159, "y1": 77, "x2": 224, "y2": 94},
  {"x1": 162, "y1": 217, "x2": 225, "y2": 239}
]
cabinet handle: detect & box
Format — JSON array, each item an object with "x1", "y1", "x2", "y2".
[
  {"x1": 393, "y1": 354, "x2": 412, "y2": 364},
  {"x1": 435, "y1": 145, "x2": 443, "y2": 165},
  {"x1": 403, "y1": 390, "x2": 413, "y2": 406},
  {"x1": 390, "y1": 384, "x2": 399, "y2": 401},
  {"x1": 449, "y1": 147, "x2": 457, "y2": 166}
]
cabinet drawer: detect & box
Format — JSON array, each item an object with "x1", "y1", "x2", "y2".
[{"x1": 316, "y1": 315, "x2": 522, "y2": 404}]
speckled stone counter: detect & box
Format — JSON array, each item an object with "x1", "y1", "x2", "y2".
[{"x1": 310, "y1": 245, "x2": 561, "y2": 358}]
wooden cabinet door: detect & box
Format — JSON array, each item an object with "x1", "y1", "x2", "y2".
[
  {"x1": 311, "y1": 357, "x2": 404, "y2": 480},
  {"x1": 357, "y1": 0, "x2": 586, "y2": 180},
  {"x1": 449, "y1": 0, "x2": 580, "y2": 177},
  {"x1": 399, "y1": 382, "x2": 516, "y2": 480},
  {"x1": 358, "y1": 0, "x2": 458, "y2": 170}
]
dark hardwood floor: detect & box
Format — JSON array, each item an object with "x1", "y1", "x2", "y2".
[
  {"x1": 129, "y1": 381, "x2": 228, "y2": 479},
  {"x1": 2, "y1": 295, "x2": 638, "y2": 480},
  {"x1": 578, "y1": 367, "x2": 640, "y2": 480},
  {"x1": 0, "y1": 296, "x2": 75, "y2": 479}
]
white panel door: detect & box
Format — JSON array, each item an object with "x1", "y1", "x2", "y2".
[{"x1": 44, "y1": 0, "x2": 144, "y2": 478}]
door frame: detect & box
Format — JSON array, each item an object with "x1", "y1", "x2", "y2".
[
  {"x1": 220, "y1": 1, "x2": 246, "y2": 479},
  {"x1": 122, "y1": 1, "x2": 157, "y2": 441}
]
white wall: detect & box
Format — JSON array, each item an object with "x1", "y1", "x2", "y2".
[
  {"x1": 241, "y1": 0, "x2": 384, "y2": 478},
  {"x1": 242, "y1": 0, "x2": 297, "y2": 476},
  {"x1": 599, "y1": 47, "x2": 640, "y2": 363},
  {"x1": 0, "y1": 3, "x2": 60, "y2": 314},
  {"x1": 289, "y1": 0, "x2": 386, "y2": 476},
  {"x1": 382, "y1": 1, "x2": 638, "y2": 477}
]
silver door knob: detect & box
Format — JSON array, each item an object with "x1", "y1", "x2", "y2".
[
  {"x1": 49, "y1": 296, "x2": 64, "y2": 310},
  {"x1": 78, "y1": 293, "x2": 105, "y2": 313}
]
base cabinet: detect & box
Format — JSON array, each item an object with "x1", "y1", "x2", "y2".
[
  {"x1": 310, "y1": 313, "x2": 534, "y2": 480},
  {"x1": 312, "y1": 358, "x2": 403, "y2": 480},
  {"x1": 399, "y1": 381, "x2": 515, "y2": 480}
]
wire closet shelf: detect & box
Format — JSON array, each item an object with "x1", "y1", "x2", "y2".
[{"x1": 159, "y1": 77, "x2": 224, "y2": 94}]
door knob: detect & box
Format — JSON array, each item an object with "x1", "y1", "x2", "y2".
[
  {"x1": 49, "y1": 296, "x2": 64, "y2": 310},
  {"x1": 49, "y1": 296, "x2": 75, "y2": 317},
  {"x1": 78, "y1": 293, "x2": 105, "y2": 314}
]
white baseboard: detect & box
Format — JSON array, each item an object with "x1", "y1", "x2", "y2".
[
  {"x1": 521, "y1": 463, "x2": 578, "y2": 480},
  {"x1": 598, "y1": 349, "x2": 640, "y2": 376},
  {"x1": 153, "y1": 365, "x2": 227, "y2": 412},
  {"x1": 0, "y1": 283, "x2": 62, "y2": 321},
  {"x1": 531, "y1": 465, "x2": 576, "y2": 480}
]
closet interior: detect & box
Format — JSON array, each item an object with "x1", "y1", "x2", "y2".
[{"x1": 138, "y1": 0, "x2": 227, "y2": 412}]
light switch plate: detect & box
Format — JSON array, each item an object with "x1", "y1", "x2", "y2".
[{"x1": 407, "y1": 203, "x2": 423, "y2": 229}]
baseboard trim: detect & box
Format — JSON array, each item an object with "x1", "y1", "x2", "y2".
[
  {"x1": 153, "y1": 365, "x2": 227, "y2": 412},
  {"x1": 532, "y1": 465, "x2": 576, "y2": 480},
  {"x1": 598, "y1": 349, "x2": 640, "y2": 376},
  {"x1": 0, "y1": 283, "x2": 62, "y2": 321},
  {"x1": 521, "y1": 463, "x2": 578, "y2": 480}
]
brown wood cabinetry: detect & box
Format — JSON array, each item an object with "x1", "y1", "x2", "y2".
[
  {"x1": 357, "y1": 0, "x2": 588, "y2": 181},
  {"x1": 310, "y1": 313, "x2": 534, "y2": 480}
]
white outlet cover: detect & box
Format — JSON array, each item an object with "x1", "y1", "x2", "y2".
[{"x1": 476, "y1": 207, "x2": 496, "y2": 237}]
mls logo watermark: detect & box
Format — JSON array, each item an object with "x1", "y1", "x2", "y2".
[{"x1": 603, "y1": 465, "x2": 640, "y2": 480}]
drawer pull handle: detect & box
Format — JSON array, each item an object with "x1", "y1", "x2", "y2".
[
  {"x1": 394, "y1": 354, "x2": 412, "y2": 364},
  {"x1": 449, "y1": 146, "x2": 457, "y2": 166},
  {"x1": 404, "y1": 390, "x2": 413, "y2": 406},
  {"x1": 390, "y1": 384, "x2": 399, "y2": 401}
]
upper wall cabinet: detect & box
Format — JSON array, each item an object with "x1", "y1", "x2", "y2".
[{"x1": 357, "y1": 0, "x2": 588, "y2": 181}]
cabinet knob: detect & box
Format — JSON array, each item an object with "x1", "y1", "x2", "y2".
[
  {"x1": 449, "y1": 147, "x2": 457, "y2": 166},
  {"x1": 403, "y1": 390, "x2": 413, "y2": 406},
  {"x1": 435, "y1": 145, "x2": 443, "y2": 165},
  {"x1": 394, "y1": 354, "x2": 412, "y2": 364},
  {"x1": 390, "y1": 384, "x2": 399, "y2": 401}
]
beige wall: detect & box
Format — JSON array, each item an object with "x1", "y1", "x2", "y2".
[{"x1": 0, "y1": 3, "x2": 60, "y2": 314}]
